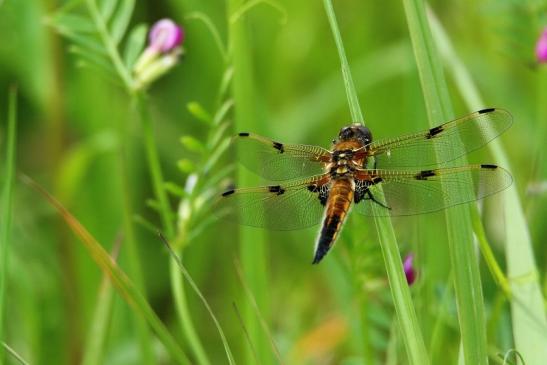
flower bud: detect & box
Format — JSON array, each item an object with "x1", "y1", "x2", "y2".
[
  {"x1": 536, "y1": 28, "x2": 547, "y2": 63},
  {"x1": 149, "y1": 19, "x2": 184, "y2": 53},
  {"x1": 403, "y1": 254, "x2": 416, "y2": 286},
  {"x1": 132, "y1": 18, "x2": 185, "y2": 90}
]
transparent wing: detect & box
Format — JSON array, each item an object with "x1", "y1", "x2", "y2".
[
  {"x1": 215, "y1": 174, "x2": 330, "y2": 230},
  {"x1": 232, "y1": 132, "x2": 331, "y2": 181},
  {"x1": 367, "y1": 108, "x2": 512, "y2": 168},
  {"x1": 354, "y1": 165, "x2": 512, "y2": 217}
]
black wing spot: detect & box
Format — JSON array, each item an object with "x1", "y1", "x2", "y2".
[
  {"x1": 238, "y1": 132, "x2": 250, "y2": 137},
  {"x1": 273, "y1": 141, "x2": 285, "y2": 153},
  {"x1": 427, "y1": 125, "x2": 444, "y2": 138},
  {"x1": 416, "y1": 170, "x2": 436, "y2": 180},
  {"x1": 478, "y1": 108, "x2": 495, "y2": 114},
  {"x1": 268, "y1": 185, "x2": 285, "y2": 195},
  {"x1": 481, "y1": 164, "x2": 498, "y2": 170},
  {"x1": 222, "y1": 189, "x2": 235, "y2": 197},
  {"x1": 372, "y1": 176, "x2": 383, "y2": 184}
]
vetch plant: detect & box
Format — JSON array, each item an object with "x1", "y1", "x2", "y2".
[
  {"x1": 403, "y1": 254, "x2": 416, "y2": 286},
  {"x1": 48, "y1": 3, "x2": 214, "y2": 364},
  {"x1": 133, "y1": 19, "x2": 185, "y2": 90}
]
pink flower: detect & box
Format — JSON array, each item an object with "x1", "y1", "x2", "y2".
[
  {"x1": 403, "y1": 254, "x2": 416, "y2": 286},
  {"x1": 132, "y1": 18, "x2": 185, "y2": 90},
  {"x1": 149, "y1": 19, "x2": 185, "y2": 53},
  {"x1": 536, "y1": 28, "x2": 547, "y2": 63}
]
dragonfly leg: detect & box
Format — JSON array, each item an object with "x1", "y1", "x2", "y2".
[{"x1": 365, "y1": 190, "x2": 391, "y2": 210}]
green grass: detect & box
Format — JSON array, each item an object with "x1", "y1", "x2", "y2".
[
  {"x1": 429, "y1": 8, "x2": 547, "y2": 363},
  {"x1": 0, "y1": 86, "x2": 17, "y2": 364},
  {"x1": 323, "y1": 1, "x2": 429, "y2": 364},
  {"x1": 401, "y1": 1, "x2": 488, "y2": 363}
]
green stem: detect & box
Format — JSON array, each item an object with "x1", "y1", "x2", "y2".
[
  {"x1": 323, "y1": 0, "x2": 363, "y2": 124},
  {"x1": 136, "y1": 93, "x2": 174, "y2": 237},
  {"x1": 169, "y1": 245, "x2": 211, "y2": 364},
  {"x1": 401, "y1": 1, "x2": 488, "y2": 363},
  {"x1": 85, "y1": 0, "x2": 134, "y2": 92},
  {"x1": 117, "y1": 98, "x2": 154, "y2": 365},
  {"x1": 322, "y1": 1, "x2": 429, "y2": 364},
  {"x1": 0, "y1": 87, "x2": 17, "y2": 363},
  {"x1": 135, "y1": 93, "x2": 209, "y2": 364},
  {"x1": 228, "y1": 0, "x2": 270, "y2": 363}
]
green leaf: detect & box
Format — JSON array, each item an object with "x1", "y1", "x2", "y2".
[
  {"x1": 123, "y1": 23, "x2": 148, "y2": 69},
  {"x1": 187, "y1": 102, "x2": 212, "y2": 124},
  {"x1": 52, "y1": 13, "x2": 97, "y2": 34},
  {"x1": 177, "y1": 159, "x2": 196, "y2": 174},
  {"x1": 98, "y1": 0, "x2": 117, "y2": 22},
  {"x1": 110, "y1": 0, "x2": 135, "y2": 44},
  {"x1": 58, "y1": 30, "x2": 107, "y2": 55},
  {"x1": 180, "y1": 136, "x2": 206, "y2": 154},
  {"x1": 212, "y1": 99, "x2": 234, "y2": 126},
  {"x1": 203, "y1": 137, "x2": 230, "y2": 173},
  {"x1": 69, "y1": 46, "x2": 116, "y2": 75}
]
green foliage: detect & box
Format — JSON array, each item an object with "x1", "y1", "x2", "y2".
[{"x1": 49, "y1": 0, "x2": 140, "y2": 91}]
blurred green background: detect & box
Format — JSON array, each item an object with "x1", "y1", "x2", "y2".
[{"x1": 0, "y1": 0, "x2": 545, "y2": 364}]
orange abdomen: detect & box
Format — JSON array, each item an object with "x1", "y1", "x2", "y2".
[{"x1": 313, "y1": 179, "x2": 354, "y2": 264}]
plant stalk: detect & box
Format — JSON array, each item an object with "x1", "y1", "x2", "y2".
[{"x1": 323, "y1": 1, "x2": 429, "y2": 363}]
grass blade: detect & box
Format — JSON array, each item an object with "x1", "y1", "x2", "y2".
[
  {"x1": 81, "y1": 235, "x2": 122, "y2": 365},
  {"x1": 0, "y1": 86, "x2": 17, "y2": 362},
  {"x1": 428, "y1": 8, "x2": 547, "y2": 363},
  {"x1": 2, "y1": 342, "x2": 29, "y2": 365},
  {"x1": 401, "y1": 1, "x2": 488, "y2": 363},
  {"x1": 21, "y1": 175, "x2": 192, "y2": 365},
  {"x1": 322, "y1": 2, "x2": 429, "y2": 364},
  {"x1": 228, "y1": 0, "x2": 271, "y2": 363},
  {"x1": 161, "y1": 235, "x2": 236, "y2": 365},
  {"x1": 322, "y1": 0, "x2": 363, "y2": 123}
]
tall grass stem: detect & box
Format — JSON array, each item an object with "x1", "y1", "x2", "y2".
[
  {"x1": 228, "y1": 0, "x2": 271, "y2": 363},
  {"x1": 0, "y1": 87, "x2": 17, "y2": 363},
  {"x1": 428, "y1": 8, "x2": 547, "y2": 362},
  {"x1": 135, "y1": 93, "x2": 210, "y2": 363},
  {"x1": 322, "y1": 2, "x2": 429, "y2": 363},
  {"x1": 401, "y1": 1, "x2": 488, "y2": 363},
  {"x1": 322, "y1": 0, "x2": 364, "y2": 124}
]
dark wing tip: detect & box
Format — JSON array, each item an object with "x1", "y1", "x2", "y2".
[
  {"x1": 238, "y1": 132, "x2": 250, "y2": 137},
  {"x1": 221, "y1": 189, "x2": 235, "y2": 197},
  {"x1": 478, "y1": 108, "x2": 496, "y2": 114}
]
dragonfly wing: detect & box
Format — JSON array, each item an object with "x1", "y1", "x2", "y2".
[
  {"x1": 216, "y1": 174, "x2": 330, "y2": 230},
  {"x1": 354, "y1": 165, "x2": 512, "y2": 217},
  {"x1": 367, "y1": 108, "x2": 512, "y2": 168},
  {"x1": 232, "y1": 133, "x2": 331, "y2": 181}
]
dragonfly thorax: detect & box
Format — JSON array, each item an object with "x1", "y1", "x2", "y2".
[{"x1": 337, "y1": 123, "x2": 372, "y2": 145}]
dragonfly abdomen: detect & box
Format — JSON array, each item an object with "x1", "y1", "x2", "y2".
[{"x1": 313, "y1": 179, "x2": 354, "y2": 264}]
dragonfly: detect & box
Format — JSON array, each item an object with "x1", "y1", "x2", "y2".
[{"x1": 218, "y1": 108, "x2": 513, "y2": 264}]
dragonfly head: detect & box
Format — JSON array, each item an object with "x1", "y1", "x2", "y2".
[{"x1": 337, "y1": 123, "x2": 372, "y2": 145}]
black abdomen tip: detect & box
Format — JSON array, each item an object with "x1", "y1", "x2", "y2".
[
  {"x1": 478, "y1": 108, "x2": 495, "y2": 114},
  {"x1": 238, "y1": 132, "x2": 250, "y2": 137}
]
